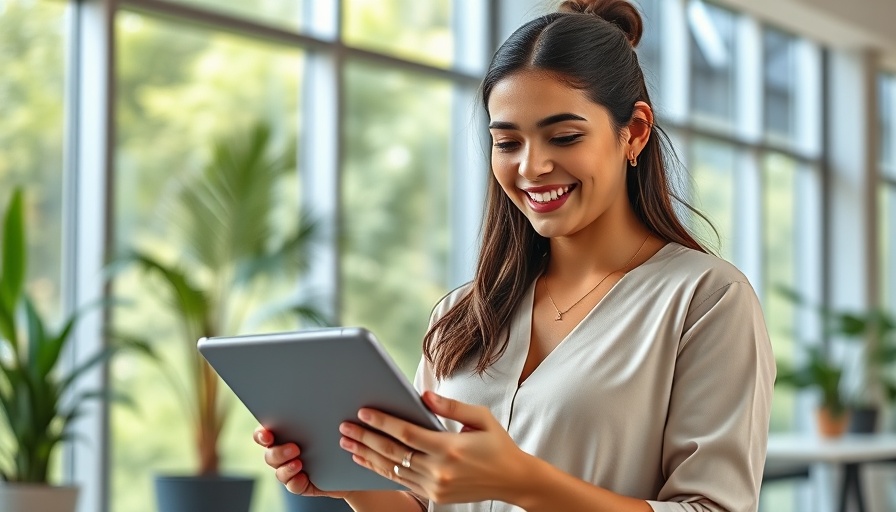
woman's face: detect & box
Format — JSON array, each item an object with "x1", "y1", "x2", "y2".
[{"x1": 487, "y1": 70, "x2": 634, "y2": 239}]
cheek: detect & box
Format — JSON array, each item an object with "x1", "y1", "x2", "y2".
[{"x1": 490, "y1": 155, "x2": 517, "y2": 188}]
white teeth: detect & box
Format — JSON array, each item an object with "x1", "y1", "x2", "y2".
[{"x1": 526, "y1": 185, "x2": 571, "y2": 204}]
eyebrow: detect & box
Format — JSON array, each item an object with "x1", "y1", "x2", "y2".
[{"x1": 488, "y1": 113, "x2": 587, "y2": 130}]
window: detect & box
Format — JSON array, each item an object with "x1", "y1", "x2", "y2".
[
  {"x1": 881, "y1": 74, "x2": 896, "y2": 312},
  {"x1": 341, "y1": 62, "x2": 454, "y2": 376},
  {"x1": 103, "y1": 2, "x2": 487, "y2": 511},
  {"x1": 111, "y1": 14, "x2": 304, "y2": 512},
  {"x1": 688, "y1": 0, "x2": 737, "y2": 129}
]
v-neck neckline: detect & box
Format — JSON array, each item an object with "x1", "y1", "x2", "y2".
[{"x1": 515, "y1": 242, "x2": 677, "y2": 387}]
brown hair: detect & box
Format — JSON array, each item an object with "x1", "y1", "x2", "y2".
[{"x1": 424, "y1": 0, "x2": 713, "y2": 379}]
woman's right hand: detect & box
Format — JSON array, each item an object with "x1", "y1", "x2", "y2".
[{"x1": 254, "y1": 426, "x2": 353, "y2": 500}]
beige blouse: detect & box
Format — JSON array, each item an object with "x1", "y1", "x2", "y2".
[{"x1": 414, "y1": 243, "x2": 776, "y2": 512}]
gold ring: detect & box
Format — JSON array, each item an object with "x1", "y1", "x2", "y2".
[
  {"x1": 393, "y1": 464, "x2": 401, "y2": 478},
  {"x1": 401, "y1": 449, "x2": 415, "y2": 469}
]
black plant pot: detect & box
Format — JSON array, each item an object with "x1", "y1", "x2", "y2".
[
  {"x1": 848, "y1": 406, "x2": 879, "y2": 433},
  {"x1": 282, "y1": 488, "x2": 353, "y2": 512},
  {"x1": 154, "y1": 475, "x2": 255, "y2": 512}
]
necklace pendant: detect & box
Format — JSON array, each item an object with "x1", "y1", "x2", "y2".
[{"x1": 555, "y1": 313, "x2": 563, "y2": 321}]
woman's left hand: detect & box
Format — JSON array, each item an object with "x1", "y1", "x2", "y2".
[{"x1": 338, "y1": 391, "x2": 530, "y2": 504}]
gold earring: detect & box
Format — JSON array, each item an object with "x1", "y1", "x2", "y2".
[{"x1": 628, "y1": 152, "x2": 638, "y2": 167}]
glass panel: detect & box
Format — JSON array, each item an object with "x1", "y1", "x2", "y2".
[
  {"x1": 882, "y1": 74, "x2": 895, "y2": 176},
  {"x1": 113, "y1": 13, "x2": 303, "y2": 512},
  {"x1": 633, "y1": 0, "x2": 661, "y2": 101},
  {"x1": 342, "y1": 60, "x2": 453, "y2": 378},
  {"x1": 0, "y1": 0, "x2": 66, "y2": 319},
  {"x1": 165, "y1": 0, "x2": 312, "y2": 33},
  {"x1": 688, "y1": 138, "x2": 735, "y2": 260},
  {"x1": 0, "y1": 0, "x2": 67, "y2": 482},
  {"x1": 763, "y1": 152, "x2": 799, "y2": 433},
  {"x1": 688, "y1": 0, "x2": 737, "y2": 128},
  {"x1": 763, "y1": 28, "x2": 797, "y2": 145},
  {"x1": 883, "y1": 185, "x2": 895, "y2": 313},
  {"x1": 343, "y1": 0, "x2": 454, "y2": 69}
]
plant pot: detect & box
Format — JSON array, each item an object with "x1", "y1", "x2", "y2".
[
  {"x1": 817, "y1": 407, "x2": 850, "y2": 438},
  {"x1": 282, "y1": 487, "x2": 354, "y2": 512},
  {"x1": 848, "y1": 406, "x2": 879, "y2": 433},
  {"x1": 154, "y1": 475, "x2": 255, "y2": 512},
  {"x1": 0, "y1": 483, "x2": 79, "y2": 512}
]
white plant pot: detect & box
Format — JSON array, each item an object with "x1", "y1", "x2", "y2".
[{"x1": 0, "y1": 483, "x2": 79, "y2": 512}]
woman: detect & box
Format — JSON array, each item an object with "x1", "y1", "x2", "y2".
[{"x1": 255, "y1": 1, "x2": 775, "y2": 510}]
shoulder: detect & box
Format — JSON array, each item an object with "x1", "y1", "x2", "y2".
[
  {"x1": 644, "y1": 242, "x2": 762, "y2": 323},
  {"x1": 427, "y1": 282, "x2": 473, "y2": 325},
  {"x1": 648, "y1": 243, "x2": 753, "y2": 295}
]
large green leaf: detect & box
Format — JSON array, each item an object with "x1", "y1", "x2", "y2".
[{"x1": 0, "y1": 188, "x2": 25, "y2": 315}]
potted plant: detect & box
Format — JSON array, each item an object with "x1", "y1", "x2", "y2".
[
  {"x1": 0, "y1": 188, "x2": 148, "y2": 512},
  {"x1": 114, "y1": 122, "x2": 328, "y2": 512},
  {"x1": 776, "y1": 344, "x2": 850, "y2": 437},
  {"x1": 777, "y1": 286, "x2": 896, "y2": 432}
]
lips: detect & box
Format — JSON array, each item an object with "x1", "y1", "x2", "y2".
[{"x1": 521, "y1": 184, "x2": 576, "y2": 213}]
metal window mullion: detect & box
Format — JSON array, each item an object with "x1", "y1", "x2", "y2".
[
  {"x1": 299, "y1": 3, "x2": 341, "y2": 323},
  {"x1": 448, "y1": 0, "x2": 490, "y2": 287},
  {"x1": 734, "y1": 148, "x2": 762, "y2": 292},
  {"x1": 120, "y1": 0, "x2": 482, "y2": 86},
  {"x1": 63, "y1": 1, "x2": 115, "y2": 512},
  {"x1": 449, "y1": 85, "x2": 487, "y2": 287},
  {"x1": 732, "y1": 13, "x2": 762, "y2": 288},
  {"x1": 453, "y1": 0, "x2": 488, "y2": 75}
]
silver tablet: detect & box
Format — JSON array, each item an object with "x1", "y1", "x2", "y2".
[{"x1": 197, "y1": 327, "x2": 445, "y2": 491}]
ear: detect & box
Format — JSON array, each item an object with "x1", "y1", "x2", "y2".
[{"x1": 625, "y1": 101, "x2": 653, "y2": 159}]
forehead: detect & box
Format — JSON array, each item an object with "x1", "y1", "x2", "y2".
[{"x1": 487, "y1": 70, "x2": 605, "y2": 123}]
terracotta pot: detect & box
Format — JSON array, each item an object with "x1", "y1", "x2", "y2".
[
  {"x1": 0, "y1": 483, "x2": 79, "y2": 512},
  {"x1": 817, "y1": 407, "x2": 850, "y2": 438}
]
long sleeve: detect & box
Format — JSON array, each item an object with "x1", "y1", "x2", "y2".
[{"x1": 647, "y1": 281, "x2": 776, "y2": 512}]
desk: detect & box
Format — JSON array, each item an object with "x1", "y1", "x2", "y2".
[{"x1": 766, "y1": 433, "x2": 896, "y2": 512}]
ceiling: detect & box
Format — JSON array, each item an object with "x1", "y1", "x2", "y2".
[{"x1": 715, "y1": 0, "x2": 896, "y2": 70}]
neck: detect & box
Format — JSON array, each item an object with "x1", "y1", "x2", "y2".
[{"x1": 545, "y1": 209, "x2": 651, "y2": 283}]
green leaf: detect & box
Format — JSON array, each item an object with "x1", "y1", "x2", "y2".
[
  {"x1": 0, "y1": 188, "x2": 26, "y2": 314},
  {"x1": 0, "y1": 297, "x2": 16, "y2": 351},
  {"x1": 23, "y1": 297, "x2": 48, "y2": 380},
  {"x1": 115, "y1": 250, "x2": 209, "y2": 337}
]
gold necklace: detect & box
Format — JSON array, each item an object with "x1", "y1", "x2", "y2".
[{"x1": 542, "y1": 234, "x2": 651, "y2": 321}]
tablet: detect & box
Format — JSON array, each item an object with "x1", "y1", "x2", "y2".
[{"x1": 197, "y1": 327, "x2": 446, "y2": 491}]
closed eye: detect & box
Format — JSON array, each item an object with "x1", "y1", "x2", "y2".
[
  {"x1": 552, "y1": 134, "x2": 584, "y2": 145},
  {"x1": 493, "y1": 140, "x2": 521, "y2": 152}
]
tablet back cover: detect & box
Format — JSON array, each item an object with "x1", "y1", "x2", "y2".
[{"x1": 197, "y1": 327, "x2": 444, "y2": 491}]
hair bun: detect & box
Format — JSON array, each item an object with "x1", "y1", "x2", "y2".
[{"x1": 559, "y1": 0, "x2": 643, "y2": 47}]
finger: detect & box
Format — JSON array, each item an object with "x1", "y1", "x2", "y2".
[
  {"x1": 348, "y1": 451, "x2": 425, "y2": 494},
  {"x1": 283, "y1": 472, "x2": 313, "y2": 495},
  {"x1": 254, "y1": 427, "x2": 273, "y2": 447},
  {"x1": 275, "y1": 459, "x2": 304, "y2": 485},
  {"x1": 263, "y1": 443, "x2": 301, "y2": 468},
  {"x1": 353, "y1": 409, "x2": 442, "y2": 453},
  {"x1": 339, "y1": 423, "x2": 411, "y2": 465},
  {"x1": 422, "y1": 391, "x2": 491, "y2": 431}
]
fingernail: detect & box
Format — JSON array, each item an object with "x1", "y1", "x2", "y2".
[
  {"x1": 284, "y1": 445, "x2": 297, "y2": 457},
  {"x1": 358, "y1": 409, "x2": 372, "y2": 421},
  {"x1": 429, "y1": 392, "x2": 442, "y2": 403}
]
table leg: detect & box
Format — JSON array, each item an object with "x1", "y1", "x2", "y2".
[{"x1": 838, "y1": 463, "x2": 865, "y2": 512}]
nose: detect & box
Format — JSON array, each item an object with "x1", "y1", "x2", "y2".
[{"x1": 518, "y1": 143, "x2": 552, "y2": 181}]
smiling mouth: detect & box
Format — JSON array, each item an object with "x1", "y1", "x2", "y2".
[{"x1": 524, "y1": 184, "x2": 576, "y2": 204}]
